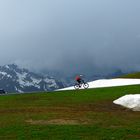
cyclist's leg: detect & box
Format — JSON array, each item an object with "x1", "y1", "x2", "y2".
[
  {"x1": 81, "y1": 79, "x2": 85, "y2": 84},
  {"x1": 77, "y1": 79, "x2": 81, "y2": 87}
]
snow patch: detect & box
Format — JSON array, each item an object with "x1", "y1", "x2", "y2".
[
  {"x1": 15, "y1": 87, "x2": 23, "y2": 93},
  {"x1": 31, "y1": 77, "x2": 41, "y2": 84},
  {"x1": 44, "y1": 78, "x2": 58, "y2": 88},
  {"x1": 0, "y1": 72, "x2": 12, "y2": 78},
  {"x1": 16, "y1": 72, "x2": 30, "y2": 86},
  {"x1": 58, "y1": 78, "x2": 140, "y2": 91},
  {"x1": 16, "y1": 72, "x2": 41, "y2": 88},
  {"x1": 5, "y1": 65, "x2": 9, "y2": 69},
  {"x1": 113, "y1": 94, "x2": 140, "y2": 111}
]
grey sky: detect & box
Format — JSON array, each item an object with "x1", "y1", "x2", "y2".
[{"x1": 0, "y1": 0, "x2": 140, "y2": 74}]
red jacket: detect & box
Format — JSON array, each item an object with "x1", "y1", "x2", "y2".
[{"x1": 75, "y1": 76, "x2": 81, "y2": 81}]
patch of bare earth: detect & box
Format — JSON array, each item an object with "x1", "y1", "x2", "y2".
[
  {"x1": 127, "y1": 134, "x2": 140, "y2": 139},
  {"x1": 26, "y1": 119, "x2": 89, "y2": 125}
]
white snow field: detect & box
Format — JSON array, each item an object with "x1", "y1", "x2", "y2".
[
  {"x1": 113, "y1": 94, "x2": 140, "y2": 111},
  {"x1": 58, "y1": 78, "x2": 140, "y2": 91}
]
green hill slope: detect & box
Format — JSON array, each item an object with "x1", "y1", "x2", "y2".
[
  {"x1": 0, "y1": 86, "x2": 140, "y2": 140},
  {"x1": 119, "y1": 72, "x2": 140, "y2": 78}
]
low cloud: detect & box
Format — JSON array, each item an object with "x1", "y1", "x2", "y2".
[{"x1": 0, "y1": 0, "x2": 140, "y2": 75}]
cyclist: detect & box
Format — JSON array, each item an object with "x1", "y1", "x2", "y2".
[
  {"x1": 74, "y1": 75, "x2": 89, "y2": 89},
  {"x1": 75, "y1": 75, "x2": 83, "y2": 86}
]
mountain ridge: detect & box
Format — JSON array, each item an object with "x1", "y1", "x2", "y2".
[{"x1": 0, "y1": 64, "x2": 64, "y2": 93}]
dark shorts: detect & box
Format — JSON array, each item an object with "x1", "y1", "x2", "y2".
[{"x1": 77, "y1": 79, "x2": 82, "y2": 84}]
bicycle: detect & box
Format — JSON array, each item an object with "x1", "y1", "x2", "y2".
[{"x1": 74, "y1": 80, "x2": 89, "y2": 89}]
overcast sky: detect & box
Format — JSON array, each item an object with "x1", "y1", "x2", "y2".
[{"x1": 0, "y1": 0, "x2": 140, "y2": 75}]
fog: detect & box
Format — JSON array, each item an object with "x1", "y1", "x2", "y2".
[{"x1": 0, "y1": 0, "x2": 140, "y2": 75}]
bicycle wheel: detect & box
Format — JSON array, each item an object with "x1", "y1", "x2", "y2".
[
  {"x1": 74, "y1": 83, "x2": 80, "y2": 89},
  {"x1": 83, "y1": 82, "x2": 89, "y2": 89}
]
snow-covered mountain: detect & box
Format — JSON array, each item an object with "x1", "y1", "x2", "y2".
[{"x1": 0, "y1": 64, "x2": 64, "y2": 93}]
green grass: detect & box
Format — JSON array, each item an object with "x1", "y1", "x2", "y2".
[
  {"x1": 0, "y1": 85, "x2": 140, "y2": 139},
  {"x1": 119, "y1": 72, "x2": 140, "y2": 78}
]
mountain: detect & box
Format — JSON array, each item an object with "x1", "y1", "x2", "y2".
[{"x1": 0, "y1": 64, "x2": 64, "y2": 93}]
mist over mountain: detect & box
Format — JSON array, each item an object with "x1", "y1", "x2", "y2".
[
  {"x1": 0, "y1": 0, "x2": 140, "y2": 76},
  {"x1": 41, "y1": 68, "x2": 129, "y2": 87}
]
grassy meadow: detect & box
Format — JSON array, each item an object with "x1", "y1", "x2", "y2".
[
  {"x1": 119, "y1": 72, "x2": 140, "y2": 79},
  {"x1": 0, "y1": 85, "x2": 140, "y2": 139}
]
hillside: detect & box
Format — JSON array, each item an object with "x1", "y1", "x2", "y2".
[
  {"x1": 119, "y1": 72, "x2": 140, "y2": 78},
  {"x1": 0, "y1": 85, "x2": 140, "y2": 139},
  {"x1": 59, "y1": 78, "x2": 140, "y2": 91}
]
